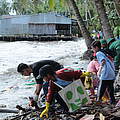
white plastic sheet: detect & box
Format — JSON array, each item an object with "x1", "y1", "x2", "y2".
[{"x1": 59, "y1": 79, "x2": 91, "y2": 112}]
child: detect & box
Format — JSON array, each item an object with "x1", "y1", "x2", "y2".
[
  {"x1": 91, "y1": 41, "x2": 116, "y2": 104},
  {"x1": 87, "y1": 55, "x2": 100, "y2": 95}
]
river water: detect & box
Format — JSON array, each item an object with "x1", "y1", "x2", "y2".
[{"x1": 0, "y1": 39, "x2": 88, "y2": 119}]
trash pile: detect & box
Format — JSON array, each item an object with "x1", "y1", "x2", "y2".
[
  {"x1": 3, "y1": 72, "x2": 120, "y2": 120},
  {"x1": 3, "y1": 92, "x2": 120, "y2": 120}
]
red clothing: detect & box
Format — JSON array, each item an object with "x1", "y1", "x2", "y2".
[
  {"x1": 46, "y1": 68, "x2": 82, "y2": 103},
  {"x1": 56, "y1": 68, "x2": 82, "y2": 81}
]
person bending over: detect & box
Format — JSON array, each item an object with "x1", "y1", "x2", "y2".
[
  {"x1": 39, "y1": 65, "x2": 90, "y2": 118},
  {"x1": 17, "y1": 60, "x2": 63, "y2": 102}
]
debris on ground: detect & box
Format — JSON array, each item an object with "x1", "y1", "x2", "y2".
[
  {"x1": 3, "y1": 71, "x2": 120, "y2": 120},
  {"x1": 3, "y1": 94, "x2": 120, "y2": 120}
]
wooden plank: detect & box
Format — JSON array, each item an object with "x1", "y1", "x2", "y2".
[{"x1": 0, "y1": 108, "x2": 19, "y2": 113}]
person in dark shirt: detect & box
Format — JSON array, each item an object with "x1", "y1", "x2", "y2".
[
  {"x1": 107, "y1": 38, "x2": 120, "y2": 76},
  {"x1": 17, "y1": 60, "x2": 63, "y2": 101}
]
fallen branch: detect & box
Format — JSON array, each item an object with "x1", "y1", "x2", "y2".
[
  {"x1": 0, "y1": 108, "x2": 19, "y2": 113},
  {"x1": 10, "y1": 111, "x2": 32, "y2": 120}
]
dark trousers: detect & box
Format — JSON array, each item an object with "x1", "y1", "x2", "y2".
[
  {"x1": 97, "y1": 80, "x2": 115, "y2": 104},
  {"x1": 43, "y1": 81, "x2": 49, "y2": 96},
  {"x1": 43, "y1": 82, "x2": 68, "y2": 111},
  {"x1": 53, "y1": 93, "x2": 69, "y2": 111}
]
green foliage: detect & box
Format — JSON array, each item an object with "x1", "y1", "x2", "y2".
[
  {"x1": 48, "y1": 0, "x2": 55, "y2": 10},
  {"x1": 0, "y1": 0, "x2": 10, "y2": 15},
  {"x1": 113, "y1": 26, "x2": 120, "y2": 36},
  {"x1": 104, "y1": 0, "x2": 119, "y2": 29},
  {"x1": 9, "y1": 0, "x2": 119, "y2": 33},
  {"x1": 11, "y1": 0, "x2": 50, "y2": 14},
  {"x1": 12, "y1": 0, "x2": 33, "y2": 14},
  {"x1": 59, "y1": 0, "x2": 64, "y2": 7}
]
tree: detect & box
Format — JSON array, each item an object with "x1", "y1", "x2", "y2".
[
  {"x1": 12, "y1": 0, "x2": 33, "y2": 14},
  {"x1": 0, "y1": 0, "x2": 10, "y2": 15},
  {"x1": 48, "y1": 0, "x2": 93, "y2": 48},
  {"x1": 93, "y1": 0, "x2": 114, "y2": 40},
  {"x1": 114, "y1": 0, "x2": 120, "y2": 17},
  {"x1": 11, "y1": 0, "x2": 48, "y2": 14},
  {"x1": 69, "y1": 0, "x2": 93, "y2": 48}
]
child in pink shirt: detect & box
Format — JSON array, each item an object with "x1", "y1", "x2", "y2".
[
  {"x1": 87, "y1": 57, "x2": 100, "y2": 74},
  {"x1": 87, "y1": 54, "x2": 110, "y2": 101},
  {"x1": 87, "y1": 55, "x2": 100, "y2": 95}
]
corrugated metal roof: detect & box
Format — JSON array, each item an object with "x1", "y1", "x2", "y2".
[
  {"x1": 0, "y1": 13, "x2": 71, "y2": 35},
  {"x1": 0, "y1": 13, "x2": 71, "y2": 24}
]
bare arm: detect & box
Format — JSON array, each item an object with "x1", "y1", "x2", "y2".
[
  {"x1": 97, "y1": 59, "x2": 106, "y2": 76},
  {"x1": 33, "y1": 84, "x2": 42, "y2": 101},
  {"x1": 35, "y1": 84, "x2": 42, "y2": 96}
]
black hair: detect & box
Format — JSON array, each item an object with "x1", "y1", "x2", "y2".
[
  {"x1": 90, "y1": 56, "x2": 96, "y2": 61},
  {"x1": 17, "y1": 63, "x2": 29, "y2": 73},
  {"x1": 91, "y1": 40, "x2": 101, "y2": 49},
  {"x1": 39, "y1": 65, "x2": 55, "y2": 78}
]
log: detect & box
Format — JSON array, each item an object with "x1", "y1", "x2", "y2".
[{"x1": 0, "y1": 108, "x2": 19, "y2": 113}]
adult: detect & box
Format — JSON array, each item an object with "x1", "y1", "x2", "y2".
[
  {"x1": 38, "y1": 65, "x2": 90, "y2": 118},
  {"x1": 100, "y1": 39, "x2": 114, "y2": 60},
  {"x1": 107, "y1": 38, "x2": 120, "y2": 75},
  {"x1": 17, "y1": 60, "x2": 63, "y2": 101},
  {"x1": 100, "y1": 39, "x2": 107, "y2": 49}
]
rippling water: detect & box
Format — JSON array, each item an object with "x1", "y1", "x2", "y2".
[{"x1": 0, "y1": 39, "x2": 88, "y2": 119}]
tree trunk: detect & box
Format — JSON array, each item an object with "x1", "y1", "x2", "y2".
[
  {"x1": 114, "y1": 0, "x2": 120, "y2": 17},
  {"x1": 70, "y1": 0, "x2": 93, "y2": 49},
  {"x1": 94, "y1": 0, "x2": 114, "y2": 40}
]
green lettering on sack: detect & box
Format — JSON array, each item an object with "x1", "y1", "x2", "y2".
[
  {"x1": 81, "y1": 97, "x2": 88, "y2": 104},
  {"x1": 77, "y1": 86, "x2": 84, "y2": 94},
  {"x1": 69, "y1": 103, "x2": 79, "y2": 111},
  {"x1": 66, "y1": 91, "x2": 73, "y2": 100}
]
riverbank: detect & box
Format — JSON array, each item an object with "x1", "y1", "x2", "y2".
[
  {"x1": 0, "y1": 36, "x2": 77, "y2": 42},
  {"x1": 3, "y1": 72, "x2": 120, "y2": 120},
  {"x1": 0, "y1": 39, "x2": 87, "y2": 119},
  {"x1": 1, "y1": 54, "x2": 120, "y2": 120},
  {"x1": 1, "y1": 39, "x2": 120, "y2": 120}
]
